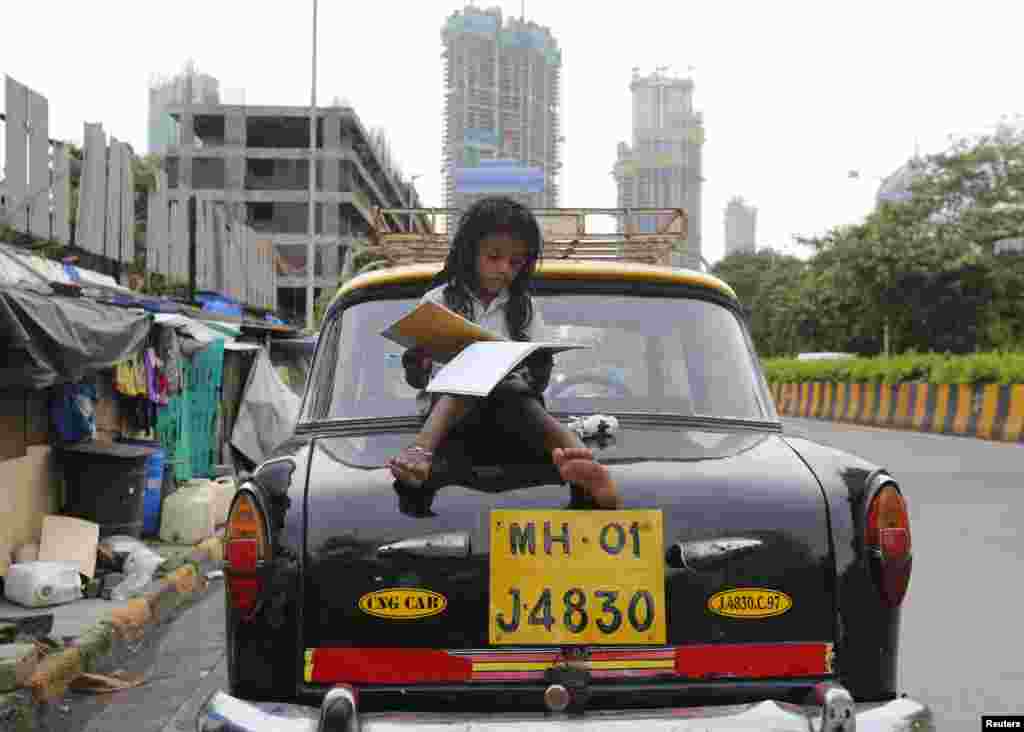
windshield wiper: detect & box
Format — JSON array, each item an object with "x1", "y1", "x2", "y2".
[{"x1": 550, "y1": 411, "x2": 781, "y2": 433}]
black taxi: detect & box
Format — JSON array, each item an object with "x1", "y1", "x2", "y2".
[{"x1": 199, "y1": 259, "x2": 933, "y2": 731}]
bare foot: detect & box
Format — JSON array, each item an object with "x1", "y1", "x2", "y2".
[
  {"x1": 552, "y1": 447, "x2": 621, "y2": 509},
  {"x1": 388, "y1": 446, "x2": 433, "y2": 488}
]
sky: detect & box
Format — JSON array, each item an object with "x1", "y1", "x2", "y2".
[{"x1": 3, "y1": 0, "x2": 1023, "y2": 265}]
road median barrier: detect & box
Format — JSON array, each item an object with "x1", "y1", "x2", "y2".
[
  {"x1": 1, "y1": 534, "x2": 224, "y2": 729},
  {"x1": 772, "y1": 382, "x2": 1024, "y2": 443}
]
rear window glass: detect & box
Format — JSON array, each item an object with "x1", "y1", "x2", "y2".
[{"x1": 314, "y1": 293, "x2": 765, "y2": 421}]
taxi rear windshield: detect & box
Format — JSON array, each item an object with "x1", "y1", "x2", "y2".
[{"x1": 320, "y1": 294, "x2": 766, "y2": 421}]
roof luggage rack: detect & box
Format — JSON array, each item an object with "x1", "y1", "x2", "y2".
[{"x1": 364, "y1": 207, "x2": 700, "y2": 269}]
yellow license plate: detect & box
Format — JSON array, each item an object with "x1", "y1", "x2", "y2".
[{"x1": 489, "y1": 510, "x2": 666, "y2": 645}]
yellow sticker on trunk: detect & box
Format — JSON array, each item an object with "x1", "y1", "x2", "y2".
[
  {"x1": 707, "y1": 588, "x2": 793, "y2": 618},
  {"x1": 358, "y1": 588, "x2": 447, "y2": 620}
]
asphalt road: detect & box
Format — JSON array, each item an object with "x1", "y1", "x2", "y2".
[
  {"x1": 57, "y1": 418, "x2": 1022, "y2": 731},
  {"x1": 782, "y1": 417, "x2": 1024, "y2": 730}
]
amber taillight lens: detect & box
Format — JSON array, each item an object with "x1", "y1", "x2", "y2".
[
  {"x1": 865, "y1": 483, "x2": 912, "y2": 608},
  {"x1": 225, "y1": 491, "x2": 269, "y2": 619}
]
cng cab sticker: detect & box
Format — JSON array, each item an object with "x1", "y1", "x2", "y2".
[
  {"x1": 358, "y1": 588, "x2": 447, "y2": 620},
  {"x1": 708, "y1": 588, "x2": 793, "y2": 619}
]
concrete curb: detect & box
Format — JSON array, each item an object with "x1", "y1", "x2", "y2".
[
  {"x1": 1, "y1": 536, "x2": 223, "y2": 729},
  {"x1": 772, "y1": 382, "x2": 1024, "y2": 443}
]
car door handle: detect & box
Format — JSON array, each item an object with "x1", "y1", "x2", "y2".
[
  {"x1": 377, "y1": 531, "x2": 472, "y2": 558},
  {"x1": 666, "y1": 537, "x2": 763, "y2": 572}
]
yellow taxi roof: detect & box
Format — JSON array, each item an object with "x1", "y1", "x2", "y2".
[{"x1": 330, "y1": 260, "x2": 737, "y2": 311}]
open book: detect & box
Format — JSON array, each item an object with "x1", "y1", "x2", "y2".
[{"x1": 380, "y1": 301, "x2": 587, "y2": 398}]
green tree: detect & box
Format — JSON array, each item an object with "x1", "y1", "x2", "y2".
[
  {"x1": 796, "y1": 126, "x2": 1024, "y2": 355},
  {"x1": 131, "y1": 154, "x2": 163, "y2": 269},
  {"x1": 312, "y1": 246, "x2": 395, "y2": 329},
  {"x1": 712, "y1": 249, "x2": 807, "y2": 357}
]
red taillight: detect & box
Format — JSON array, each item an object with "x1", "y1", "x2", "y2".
[
  {"x1": 865, "y1": 483, "x2": 912, "y2": 608},
  {"x1": 225, "y1": 492, "x2": 269, "y2": 619}
]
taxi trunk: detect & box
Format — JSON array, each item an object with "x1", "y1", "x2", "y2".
[{"x1": 300, "y1": 422, "x2": 836, "y2": 694}]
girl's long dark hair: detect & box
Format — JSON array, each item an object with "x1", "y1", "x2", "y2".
[{"x1": 432, "y1": 196, "x2": 543, "y2": 341}]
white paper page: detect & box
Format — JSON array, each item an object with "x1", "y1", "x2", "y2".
[{"x1": 426, "y1": 341, "x2": 586, "y2": 397}]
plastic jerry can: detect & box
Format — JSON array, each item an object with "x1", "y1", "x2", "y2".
[
  {"x1": 159, "y1": 480, "x2": 217, "y2": 545},
  {"x1": 4, "y1": 561, "x2": 83, "y2": 608},
  {"x1": 207, "y1": 476, "x2": 238, "y2": 530}
]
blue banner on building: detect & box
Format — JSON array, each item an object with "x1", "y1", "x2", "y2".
[
  {"x1": 463, "y1": 13, "x2": 498, "y2": 35},
  {"x1": 454, "y1": 164, "x2": 545, "y2": 194}
]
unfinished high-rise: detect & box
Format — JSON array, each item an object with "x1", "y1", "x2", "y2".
[
  {"x1": 441, "y1": 6, "x2": 562, "y2": 220},
  {"x1": 161, "y1": 100, "x2": 420, "y2": 323},
  {"x1": 724, "y1": 196, "x2": 757, "y2": 256},
  {"x1": 149, "y1": 62, "x2": 220, "y2": 156},
  {"x1": 613, "y1": 68, "x2": 705, "y2": 269}
]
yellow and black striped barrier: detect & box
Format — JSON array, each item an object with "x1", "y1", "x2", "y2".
[{"x1": 771, "y1": 382, "x2": 1024, "y2": 443}]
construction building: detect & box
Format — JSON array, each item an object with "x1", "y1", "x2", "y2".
[
  {"x1": 161, "y1": 101, "x2": 420, "y2": 322},
  {"x1": 724, "y1": 196, "x2": 757, "y2": 256},
  {"x1": 148, "y1": 63, "x2": 220, "y2": 156},
  {"x1": 441, "y1": 5, "x2": 563, "y2": 223},
  {"x1": 612, "y1": 68, "x2": 705, "y2": 269}
]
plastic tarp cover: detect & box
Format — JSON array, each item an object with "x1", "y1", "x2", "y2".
[
  {"x1": 230, "y1": 348, "x2": 301, "y2": 465},
  {"x1": 0, "y1": 287, "x2": 153, "y2": 389}
]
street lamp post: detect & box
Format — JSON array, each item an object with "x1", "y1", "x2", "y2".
[
  {"x1": 306, "y1": 0, "x2": 319, "y2": 332},
  {"x1": 409, "y1": 174, "x2": 422, "y2": 232}
]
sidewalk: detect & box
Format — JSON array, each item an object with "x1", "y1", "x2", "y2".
[{"x1": 0, "y1": 536, "x2": 223, "y2": 732}]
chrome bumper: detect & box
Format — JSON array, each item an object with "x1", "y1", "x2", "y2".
[{"x1": 197, "y1": 685, "x2": 934, "y2": 732}]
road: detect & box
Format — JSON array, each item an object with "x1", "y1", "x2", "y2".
[
  {"x1": 58, "y1": 418, "x2": 1022, "y2": 731},
  {"x1": 782, "y1": 417, "x2": 1024, "y2": 729},
  {"x1": 47, "y1": 580, "x2": 228, "y2": 732}
]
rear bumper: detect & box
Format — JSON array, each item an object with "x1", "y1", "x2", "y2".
[{"x1": 197, "y1": 687, "x2": 934, "y2": 731}]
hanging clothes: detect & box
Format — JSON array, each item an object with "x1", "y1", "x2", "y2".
[
  {"x1": 49, "y1": 382, "x2": 98, "y2": 444},
  {"x1": 157, "y1": 325, "x2": 183, "y2": 395},
  {"x1": 114, "y1": 358, "x2": 135, "y2": 396},
  {"x1": 144, "y1": 348, "x2": 160, "y2": 402}
]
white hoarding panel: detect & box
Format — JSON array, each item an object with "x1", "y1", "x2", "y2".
[
  {"x1": 104, "y1": 138, "x2": 122, "y2": 261},
  {"x1": 28, "y1": 90, "x2": 50, "y2": 239},
  {"x1": 120, "y1": 143, "x2": 134, "y2": 263},
  {"x1": 52, "y1": 145, "x2": 71, "y2": 245},
  {"x1": 4, "y1": 77, "x2": 29, "y2": 232},
  {"x1": 76, "y1": 123, "x2": 107, "y2": 255}
]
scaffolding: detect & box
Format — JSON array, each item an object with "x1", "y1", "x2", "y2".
[{"x1": 363, "y1": 207, "x2": 691, "y2": 268}]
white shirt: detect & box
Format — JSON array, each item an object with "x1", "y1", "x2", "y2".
[{"x1": 420, "y1": 284, "x2": 545, "y2": 341}]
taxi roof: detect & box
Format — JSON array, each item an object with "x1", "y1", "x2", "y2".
[{"x1": 330, "y1": 260, "x2": 737, "y2": 310}]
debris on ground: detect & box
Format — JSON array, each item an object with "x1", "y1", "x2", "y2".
[
  {"x1": 0, "y1": 643, "x2": 39, "y2": 692},
  {"x1": 69, "y1": 671, "x2": 146, "y2": 694}
]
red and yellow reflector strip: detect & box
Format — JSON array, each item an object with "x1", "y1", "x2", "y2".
[
  {"x1": 304, "y1": 643, "x2": 834, "y2": 684},
  {"x1": 675, "y1": 642, "x2": 834, "y2": 679},
  {"x1": 467, "y1": 648, "x2": 676, "y2": 681}
]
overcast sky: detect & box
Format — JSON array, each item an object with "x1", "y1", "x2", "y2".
[{"x1": 3, "y1": 1, "x2": 1022, "y2": 264}]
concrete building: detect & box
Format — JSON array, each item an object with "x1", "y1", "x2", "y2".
[
  {"x1": 148, "y1": 64, "x2": 220, "y2": 156},
  {"x1": 441, "y1": 5, "x2": 563, "y2": 221},
  {"x1": 613, "y1": 68, "x2": 705, "y2": 268},
  {"x1": 724, "y1": 196, "x2": 757, "y2": 256},
  {"x1": 875, "y1": 157, "x2": 927, "y2": 207},
  {"x1": 161, "y1": 102, "x2": 419, "y2": 322}
]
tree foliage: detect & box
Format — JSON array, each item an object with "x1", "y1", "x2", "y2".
[
  {"x1": 312, "y1": 246, "x2": 394, "y2": 329},
  {"x1": 714, "y1": 124, "x2": 1024, "y2": 358}
]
